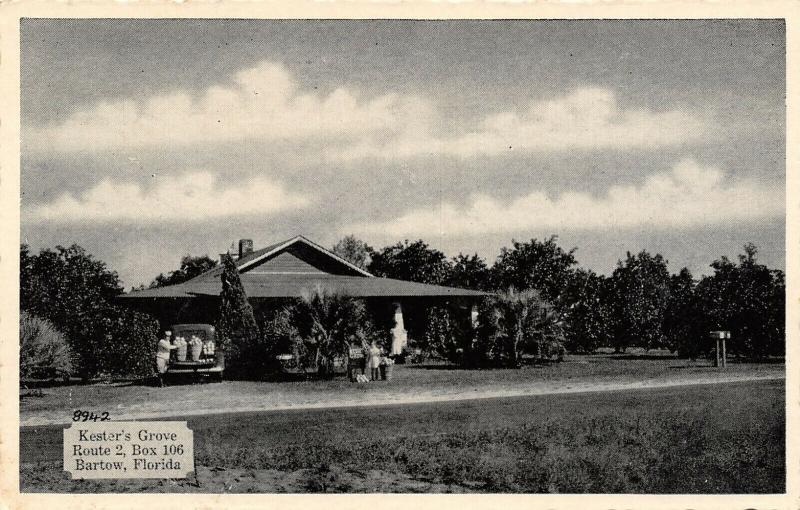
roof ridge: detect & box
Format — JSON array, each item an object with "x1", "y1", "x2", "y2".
[
  {"x1": 179, "y1": 237, "x2": 294, "y2": 284},
  {"x1": 178, "y1": 235, "x2": 373, "y2": 286}
]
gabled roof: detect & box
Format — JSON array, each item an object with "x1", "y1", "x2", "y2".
[
  {"x1": 194, "y1": 235, "x2": 374, "y2": 280},
  {"x1": 121, "y1": 235, "x2": 488, "y2": 300}
]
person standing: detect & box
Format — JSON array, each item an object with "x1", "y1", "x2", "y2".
[
  {"x1": 367, "y1": 340, "x2": 382, "y2": 381},
  {"x1": 155, "y1": 331, "x2": 177, "y2": 387}
]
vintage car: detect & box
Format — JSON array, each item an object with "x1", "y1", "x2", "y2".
[{"x1": 166, "y1": 323, "x2": 224, "y2": 381}]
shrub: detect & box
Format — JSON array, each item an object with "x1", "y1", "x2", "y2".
[
  {"x1": 466, "y1": 298, "x2": 500, "y2": 367},
  {"x1": 422, "y1": 306, "x2": 461, "y2": 363},
  {"x1": 23, "y1": 305, "x2": 158, "y2": 380},
  {"x1": 64, "y1": 305, "x2": 157, "y2": 379},
  {"x1": 88, "y1": 306, "x2": 160, "y2": 378},
  {"x1": 216, "y1": 253, "x2": 261, "y2": 378},
  {"x1": 260, "y1": 307, "x2": 298, "y2": 354},
  {"x1": 257, "y1": 307, "x2": 300, "y2": 374},
  {"x1": 419, "y1": 303, "x2": 483, "y2": 365},
  {"x1": 20, "y1": 312, "x2": 72, "y2": 380}
]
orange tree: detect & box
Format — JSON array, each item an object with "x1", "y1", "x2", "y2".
[
  {"x1": 696, "y1": 244, "x2": 784, "y2": 359},
  {"x1": 20, "y1": 244, "x2": 158, "y2": 379},
  {"x1": 663, "y1": 268, "x2": 708, "y2": 358},
  {"x1": 332, "y1": 235, "x2": 373, "y2": 271},
  {"x1": 149, "y1": 255, "x2": 217, "y2": 288},
  {"x1": 490, "y1": 236, "x2": 578, "y2": 308},
  {"x1": 608, "y1": 251, "x2": 671, "y2": 352}
]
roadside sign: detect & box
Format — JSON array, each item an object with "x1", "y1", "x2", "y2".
[{"x1": 709, "y1": 331, "x2": 730, "y2": 368}]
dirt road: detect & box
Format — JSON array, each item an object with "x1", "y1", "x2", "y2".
[{"x1": 21, "y1": 370, "x2": 784, "y2": 427}]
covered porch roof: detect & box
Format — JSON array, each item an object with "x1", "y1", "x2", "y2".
[{"x1": 120, "y1": 273, "x2": 487, "y2": 299}]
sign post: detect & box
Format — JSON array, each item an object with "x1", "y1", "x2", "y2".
[
  {"x1": 722, "y1": 335, "x2": 727, "y2": 368},
  {"x1": 709, "y1": 331, "x2": 730, "y2": 368}
]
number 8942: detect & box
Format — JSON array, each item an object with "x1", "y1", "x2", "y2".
[{"x1": 72, "y1": 410, "x2": 110, "y2": 422}]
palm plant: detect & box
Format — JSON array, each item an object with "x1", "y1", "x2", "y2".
[
  {"x1": 487, "y1": 288, "x2": 565, "y2": 367},
  {"x1": 292, "y1": 285, "x2": 367, "y2": 377}
]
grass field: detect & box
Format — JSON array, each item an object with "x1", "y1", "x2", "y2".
[{"x1": 20, "y1": 378, "x2": 784, "y2": 493}]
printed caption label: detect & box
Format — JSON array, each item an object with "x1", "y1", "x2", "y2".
[{"x1": 63, "y1": 421, "x2": 194, "y2": 479}]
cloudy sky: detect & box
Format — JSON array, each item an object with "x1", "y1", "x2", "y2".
[{"x1": 21, "y1": 19, "x2": 785, "y2": 288}]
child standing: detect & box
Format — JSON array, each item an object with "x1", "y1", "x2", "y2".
[{"x1": 367, "y1": 340, "x2": 382, "y2": 381}]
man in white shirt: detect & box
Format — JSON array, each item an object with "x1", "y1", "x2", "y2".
[{"x1": 155, "y1": 331, "x2": 177, "y2": 387}]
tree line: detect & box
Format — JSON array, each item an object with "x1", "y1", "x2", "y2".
[
  {"x1": 331, "y1": 235, "x2": 784, "y2": 359},
  {"x1": 19, "y1": 236, "x2": 784, "y2": 381}
]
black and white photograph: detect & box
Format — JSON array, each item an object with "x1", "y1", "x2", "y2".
[{"x1": 10, "y1": 14, "x2": 791, "y2": 499}]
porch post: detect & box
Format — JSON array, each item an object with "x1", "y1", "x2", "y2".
[
  {"x1": 391, "y1": 301, "x2": 408, "y2": 356},
  {"x1": 470, "y1": 303, "x2": 479, "y2": 328}
]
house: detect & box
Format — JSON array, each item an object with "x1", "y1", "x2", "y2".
[{"x1": 119, "y1": 235, "x2": 487, "y2": 355}]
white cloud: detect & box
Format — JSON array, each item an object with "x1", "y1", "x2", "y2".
[
  {"x1": 346, "y1": 159, "x2": 783, "y2": 237},
  {"x1": 25, "y1": 171, "x2": 310, "y2": 223},
  {"x1": 26, "y1": 61, "x2": 708, "y2": 160},
  {"x1": 25, "y1": 61, "x2": 433, "y2": 153},
  {"x1": 326, "y1": 88, "x2": 708, "y2": 161}
]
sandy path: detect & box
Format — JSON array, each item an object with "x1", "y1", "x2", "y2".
[{"x1": 21, "y1": 372, "x2": 784, "y2": 427}]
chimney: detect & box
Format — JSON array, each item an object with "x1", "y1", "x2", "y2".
[{"x1": 239, "y1": 239, "x2": 254, "y2": 258}]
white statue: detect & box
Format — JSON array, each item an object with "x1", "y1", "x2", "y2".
[{"x1": 391, "y1": 301, "x2": 408, "y2": 356}]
